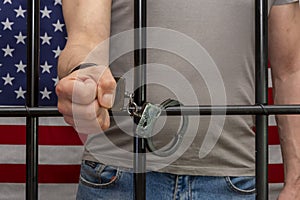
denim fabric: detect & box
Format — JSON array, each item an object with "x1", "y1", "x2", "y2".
[{"x1": 77, "y1": 160, "x2": 255, "y2": 200}]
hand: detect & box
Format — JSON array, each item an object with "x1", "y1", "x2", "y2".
[{"x1": 56, "y1": 65, "x2": 116, "y2": 134}]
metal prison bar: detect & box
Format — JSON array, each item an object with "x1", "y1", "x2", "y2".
[{"x1": 0, "y1": 0, "x2": 298, "y2": 199}]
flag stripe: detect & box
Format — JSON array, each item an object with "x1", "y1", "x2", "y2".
[
  {"x1": 269, "y1": 126, "x2": 280, "y2": 145},
  {"x1": 0, "y1": 145, "x2": 83, "y2": 165},
  {"x1": 0, "y1": 183, "x2": 78, "y2": 200},
  {"x1": 269, "y1": 183, "x2": 284, "y2": 200},
  {"x1": 269, "y1": 145, "x2": 282, "y2": 164},
  {"x1": 268, "y1": 88, "x2": 274, "y2": 105},
  {"x1": 0, "y1": 125, "x2": 83, "y2": 145},
  {"x1": 0, "y1": 163, "x2": 284, "y2": 183},
  {"x1": 268, "y1": 164, "x2": 284, "y2": 183},
  {"x1": 0, "y1": 125, "x2": 279, "y2": 146},
  {"x1": 0, "y1": 164, "x2": 80, "y2": 183}
]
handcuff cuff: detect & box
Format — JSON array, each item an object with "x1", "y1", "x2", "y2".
[{"x1": 71, "y1": 63, "x2": 189, "y2": 157}]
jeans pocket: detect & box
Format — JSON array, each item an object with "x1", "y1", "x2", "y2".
[
  {"x1": 225, "y1": 176, "x2": 256, "y2": 195},
  {"x1": 79, "y1": 160, "x2": 122, "y2": 189}
]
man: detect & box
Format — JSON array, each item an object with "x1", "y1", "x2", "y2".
[{"x1": 56, "y1": 0, "x2": 300, "y2": 199}]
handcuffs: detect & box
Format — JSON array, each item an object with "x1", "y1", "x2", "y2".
[{"x1": 71, "y1": 63, "x2": 189, "y2": 157}]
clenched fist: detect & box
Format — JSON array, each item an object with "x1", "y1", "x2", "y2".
[{"x1": 56, "y1": 65, "x2": 116, "y2": 134}]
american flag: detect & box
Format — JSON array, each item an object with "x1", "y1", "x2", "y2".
[
  {"x1": 0, "y1": 0, "x2": 283, "y2": 199},
  {"x1": 0, "y1": 0, "x2": 83, "y2": 199}
]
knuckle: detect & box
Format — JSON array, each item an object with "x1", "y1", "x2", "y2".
[
  {"x1": 55, "y1": 82, "x2": 64, "y2": 96},
  {"x1": 57, "y1": 101, "x2": 66, "y2": 114},
  {"x1": 100, "y1": 111, "x2": 110, "y2": 131},
  {"x1": 98, "y1": 77, "x2": 116, "y2": 90},
  {"x1": 63, "y1": 116, "x2": 74, "y2": 126},
  {"x1": 102, "y1": 118, "x2": 110, "y2": 131}
]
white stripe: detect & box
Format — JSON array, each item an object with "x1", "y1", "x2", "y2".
[
  {"x1": 269, "y1": 183, "x2": 284, "y2": 200},
  {"x1": 0, "y1": 183, "x2": 77, "y2": 200},
  {"x1": 0, "y1": 145, "x2": 83, "y2": 164},
  {"x1": 269, "y1": 145, "x2": 283, "y2": 164},
  {"x1": 0, "y1": 117, "x2": 68, "y2": 126},
  {"x1": 268, "y1": 68, "x2": 273, "y2": 88},
  {"x1": 269, "y1": 115, "x2": 277, "y2": 126}
]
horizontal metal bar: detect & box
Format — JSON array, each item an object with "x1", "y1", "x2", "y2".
[
  {"x1": 0, "y1": 104, "x2": 300, "y2": 117},
  {"x1": 164, "y1": 105, "x2": 300, "y2": 115},
  {"x1": 0, "y1": 107, "x2": 61, "y2": 117}
]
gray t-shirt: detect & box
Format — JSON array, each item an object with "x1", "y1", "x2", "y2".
[{"x1": 82, "y1": 0, "x2": 298, "y2": 176}]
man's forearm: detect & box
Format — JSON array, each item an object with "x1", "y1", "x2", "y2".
[
  {"x1": 58, "y1": 0, "x2": 112, "y2": 78},
  {"x1": 269, "y1": 3, "x2": 300, "y2": 189},
  {"x1": 273, "y1": 72, "x2": 300, "y2": 184}
]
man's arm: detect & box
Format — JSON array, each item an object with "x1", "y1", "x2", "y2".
[
  {"x1": 58, "y1": 0, "x2": 112, "y2": 78},
  {"x1": 56, "y1": 0, "x2": 116, "y2": 134},
  {"x1": 268, "y1": 2, "x2": 300, "y2": 199}
]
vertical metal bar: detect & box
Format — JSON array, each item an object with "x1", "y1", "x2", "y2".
[
  {"x1": 26, "y1": 0, "x2": 40, "y2": 199},
  {"x1": 134, "y1": 0, "x2": 147, "y2": 199},
  {"x1": 255, "y1": 0, "x2": 269, "y2": 199}
]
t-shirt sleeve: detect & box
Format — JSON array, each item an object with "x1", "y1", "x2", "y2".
[{"x1": 274, "y1": 0, "x2": 298, "y2": 5}]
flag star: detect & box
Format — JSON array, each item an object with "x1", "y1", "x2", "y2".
[
  {"x1": 14, "y1": 86, "x2": 26, "y2": 99},
  {"x1": 40, "y1": 32, "x2": 52, "y2": 45},
  {"x1": 54, "y1": 0, "x2": 62, "y2": 6},
  {"x1": 40, "y1": 87, "x2": 52, "y2": 100},
  {"x1": 40, "y1": 6, "x2": 52, "y2": 19},
  {"x1": 2, "y1": 73, "x2": 15, "y2": 86},
  {"x1": 14, "y1": 32, "x2": 27, "y2": 44},
  {"x1": 1, "y1": 18, "x2": 14, "y2": 30},
  {"x1": 52, "y1": 20, "x2": 64, "y2": 32},
  {"x1": 15, "y1": 60, "x2": 26, "y2": 73},
  {"x1": 14, "y1": 5, "x2": 26, "y2": 18},
  {"x1": 52, "y1": 46, "x2": 61, "y2": 58},
  {"x1": 52, "y1": 76, "x2": 59, "y2": 86},
  {"x1": 2, "y1": 44, "x2": 15, "y2": 57},
  {"x1": 40, "y1": 61, "x2": 52, "y2": 73},
  {"x1": 3, "y1": 0, "x2": 12, "y2": 4}
]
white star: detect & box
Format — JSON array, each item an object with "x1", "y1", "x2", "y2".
[
  {"x1": 40, "y1": 6, "x2": 52, "y2": 19},
  {"x1": 14, "y1": 32, "x2": 27, "y2": 44},
  {"x1": 52, "y1": 76, "x2": 59, "y2": 86},
  {"x1": 0, "y1": 63, "x2": 2, "y2": 67},
  {"x1": 15, "y1": 60, "x2": 26, "y2": 73},
  {"x1": 14, "y1": 86, "x2": 26, "y2": 99},
  {"x1": 40, "y1": 87, "x2": 52, "y2": 100},
  {"x1": 40, "y1": 61, "x2": 52, "y2": 73},
  {"x1": 14, "y1": 5, "x2": 26, "y2": 18},
  {"x1": 52, "y1": 20, "x2": 64, "y2": 32},
  {"x1": 54, "y1": 0, "x2": 62, "y2": 6},
  {"x1": 52, "y1": 46, "x2": 61, "y2": 58},
  {"x1": 1, "y1": 18, "x2": 14, "y2": 31},
  {"x1": 3, "y1": 0, "x2": 12, "y2": 4},
  {"x1": 40, "y1": 32, "x2": 52, "y2": 45},
  {"x1": 2, "y1": 73, "x2": 15, "y2": 86},
  {"x1": 2, "y1": 44, "x2": 15, "y2": 57}
]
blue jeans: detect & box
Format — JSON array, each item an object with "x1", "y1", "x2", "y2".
[{"x1": 77, "y1": 160, "x2": 256, "y2": 200}]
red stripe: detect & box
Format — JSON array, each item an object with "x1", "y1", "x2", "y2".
[
  {"x1": 0, "y1": 125, "x2": 83, "y2": 145},
  {"x1": 1, "y1": 124, "x2": 280, "y2": 145},
  {"x1": 268, "y1": 88, "x2": 274, "y2": 105},
  {"x1": 269, "y1": 126, "x2": 280, "y2": 145},
  {"x1": 0, "y1": 164, "x2": 80, "y2": 183},
  {"x1": 268, "y1": 164, "x2": 284, "y2": 183},
  {"x1": 0, "y1": 163, "x2": 283, "y2": 183}
]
